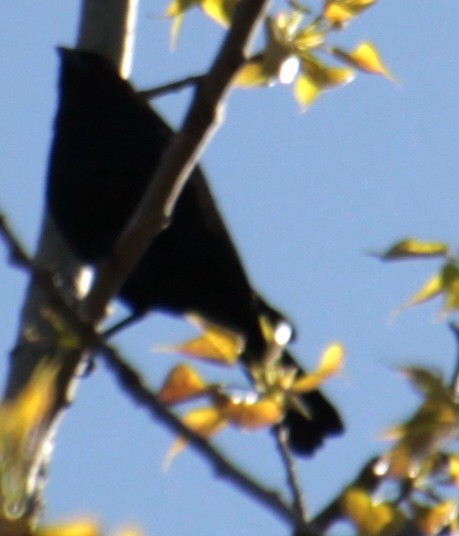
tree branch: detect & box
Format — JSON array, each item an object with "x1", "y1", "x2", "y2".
[
  {"x1": 80, "y1": 0, "x2": 271, "y2": 323},
  {"x1": 138, "y1": 74, "x2": 204, "y2": 100},
  {"x1": 0, "y1": 213, "x2": 319, "y2": 534},
  {"x1": 274, "y1": 425, "x2": 308, "y2": 523}
]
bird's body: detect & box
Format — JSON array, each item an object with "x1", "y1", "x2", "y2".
[{"x1": 46, "y1": 48, "x2": 343, "y2": 454}]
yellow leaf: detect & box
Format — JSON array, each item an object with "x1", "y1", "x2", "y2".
[
  {"x1": 442, "y1": 262, "x2": 459, "y2": 311},
  {"x1": 165, "y1": 407, "x2": 227, "y2": 467},
  {"x1": 159, "y1": 364, "x2": 207, "y2": 404},
  {"x1": 446, "y1": 453, "x2": 459, "y2": 486},
  {"x1": 333, "y1": 42, "x2": 395, "y2": 82},
  {"x1": 414, "y1": 501, "x2": 458, "y2": 536},
  {"x1": 0, "y1": 360, "x2": 61, "y2": 519},
  {"x1": 37, "y1": 520, "x2": 100, "y2": 536},
  {"x1": 375, "y1": 238, "x2": 449, "y2": 260},
  {"x1": 404, "y1": 272, "x2": 443, "y2": 309},
  {"x1": 340, "y1": 487, "x2": 406, "y2": 536},
  {"x1": 222, "y1": 395, "x2": 284, "y2": 429},
  {"x1": 379, "y1": 368, "x2": 459, "y2": 478},
  {"x1": 324, "y1": 2, "x2": 354, "y2": 26},
  {"x1": 294, "y1": 74, "x2": 321, "y2": 110},
  {"x1": 200, "y1": 0, "x2": 236, "y2": 26},
  {"x1": 324, "y1": 0, "x2": 377, "y2": 27},
  {"x1": 317, "y1": 342, "x2": 345, "y2": 375},
  {"x1": 234, "y1": 57, "x2": 271, "y2": 88},
  {"x1": 301, "y1": 56, "x2": 355, "y2": 89},
  {"x1": 291, "y1": 343, "x2": 344, "y2": 392},
  {"x1": 157, "y1": 322, "x2": 243, "y2": 365},
  {"x1": 166, "y1": 0, "x2": 197, "y2": 17},
  {"x1": 293, "y1": 23, "x2": 326, "y2": 50}
]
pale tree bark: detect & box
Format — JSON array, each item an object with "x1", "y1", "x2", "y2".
[
  {"x1": 2, "y1": 0, "x2": 138, "y2": 521},
  {"x1": 1, "y1": 0, "x2": 270, "y2": 525}
]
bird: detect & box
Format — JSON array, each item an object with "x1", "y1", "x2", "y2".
[{"x1": 46, "y1": 47, "x2": 343, "y2": 455}]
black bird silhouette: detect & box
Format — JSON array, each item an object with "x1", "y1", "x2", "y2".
[{"x1": 46, "y1": 47, "x2": 343, "y2": 455}]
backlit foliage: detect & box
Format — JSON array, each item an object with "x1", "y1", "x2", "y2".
[
  {"x1": 166, "y1": 0, "x2": 393, "y2": 109},
  {"x1": 158, "y1": 324, "x2": 344, "y2": 464}
]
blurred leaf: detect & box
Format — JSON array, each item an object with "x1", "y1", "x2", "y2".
[
  {"x1": 166, "y1": 0, "x2": 197, "y2": 17},
  {"x1": 413, "y1": 501, "x2": 457, "y2": 536},
  {"x1": 379, "y1": 368, "x2": 459, "y2": 478},
  {"x1": 324, "y1": 0, "x2": 377, "y2": 27},
  {"x1": 37, "y1": 520, "x2": 100, "y2": 536},
  {"x1": 340, "y1": 487, "x2": 406, "y2": 536},
  {"x1": 234, "y1": 57, "x2": 272, "y2": 88},
  {"x1": 333, "y1": 42, "x2": 395, "y2": 81},
  {"x1": 157, "y1": 322, "x2": 243, "y2": 364},
  {"x1": 0, "y1": 360, "x2": 60, "y2": 519},
  {"x1": 200, "y1": 0, "x2": 236, "y2": 26},
  {"x1": 159, "y1": 364, "x2": 207, "y2": 404},
  {"x1": 293, "y1": 22, "x2": 327, "y2": 50},
  {"x1": 446, "y1": 453, "x2": 459, "y2": 486},
  {"x1": 165, "y1": 407, "x2": 227, "y2": 467},
  {"x1": 375, "y1": 238, "x2": 449, "y2": 261},
  {"x1": 403, "y1": 272, "x2": 443, "y2": 309},
  {"x1": 291, "y1": 342, "x2": 344, "y2": 392},
  {"x1": 221, "y1": 394, "x2": 284, "y2": 429},
  {"x1": 301, "y1": 55, "x2": 355, "y2": 88},
  {"x1": 294, "y1": 74, "x2": 321, "y2": 109},
  {"x1": 402, "y1": 261, "x2": 459, "y2": 316}
]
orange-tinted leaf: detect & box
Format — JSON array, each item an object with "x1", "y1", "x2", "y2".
[
  {"x1": 157, "y1": 322, "x2": 243, "y2": 365},
  {"x1": 222, "y1": 395, "x2": 284, "y2": 429},
  {"x1": 413, "y1": 501, "x2": 457, "y2": 536},
  {"x1": 375, "y1": 238, "x2": 449, "y2": 261},
  {"x1": 165, "y1": 407, "x2": 227, "y2": 467},
  {"x1": 333, "y1": 42, "x2": 395, "y2": 82},
  {"x1": 159, "y1": 364, "x2": 207, "y2": 404}
]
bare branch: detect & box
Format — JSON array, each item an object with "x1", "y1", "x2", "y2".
[
  {"x1": 97, "y1": 343, "x2": 304, "y2": 529},
  {"x1": 274, "y1": 425, "x2": 308, "y2": 523},
  {"x1": 138, "y1": 74, "x2": 204, "y2": 100},
  {"x1": 311, "y1": 457, "x2": 382, "y2": 532},
  {"x1": 0, "y1": 212, "x2": 315, "y2": 533},
  {"x1": 81, "y1": 0, "x2": 271, "y2": 323}
]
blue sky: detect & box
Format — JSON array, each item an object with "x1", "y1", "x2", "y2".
[{"x1": 1, "y1": 1, "x2": 459, "y2": 534}]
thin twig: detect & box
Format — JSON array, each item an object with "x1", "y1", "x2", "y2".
[
  {"x1": 97, "y1": 342, "x2": 302, "y2": 528},
  {"x1": 0, "y1": 212, "x2": 314, "y2": 533},
  {"x1": 274, "y1": 424, "x2": 308, "y2": 523},
  {"x1": 0, "y1": 213, "x2": 34, "y2": 270},
  {"x1": 311, "y1": 457, "x2": 381, "y2": 532},
  {"x1": 138, "y1": 75, "x2": 204, "y2": 100}
]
